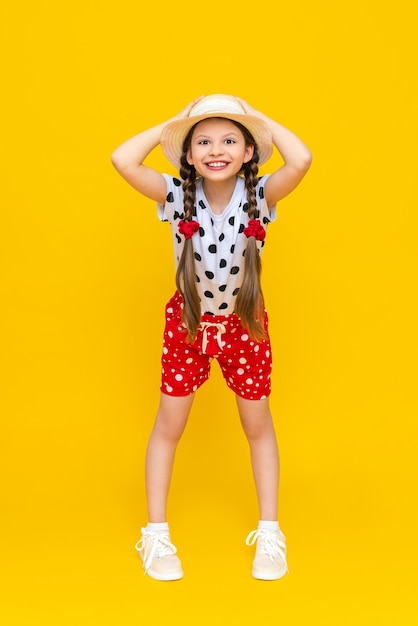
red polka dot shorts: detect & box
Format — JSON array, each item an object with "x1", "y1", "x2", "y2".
[{"x1": 160, "y1": 292, "x2": 272, "y2": 400}]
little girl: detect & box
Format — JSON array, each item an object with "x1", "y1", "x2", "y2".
[{"x1": 111, "y1": 94, "x2": 312, "y2": 581}]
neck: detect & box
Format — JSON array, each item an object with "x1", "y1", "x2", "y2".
[{"x1": 202, "y1": 176, "x2": 238, "y2": 215}]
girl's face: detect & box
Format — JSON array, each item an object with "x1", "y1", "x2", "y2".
[{"x1": 186, "y1": 118, "x2": 254, "y2": 180}]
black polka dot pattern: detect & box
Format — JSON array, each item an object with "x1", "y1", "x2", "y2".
[{"x1": 157, "y1": 174, "x2": 277, "y2": 316}]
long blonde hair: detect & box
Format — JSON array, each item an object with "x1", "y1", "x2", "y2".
[{"x1": 176, "y1": 119, "x2": 267, "y2": 343}]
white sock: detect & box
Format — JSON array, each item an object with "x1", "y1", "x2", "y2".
[
  {"x1": 258, "y1": 520, "x2": 280, "y2": 531},
  {"x1": 146, "y1": 522, "x2": 169, "y2": 533}
]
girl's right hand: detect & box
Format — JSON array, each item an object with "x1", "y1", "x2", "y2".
[{"x1": 173, "y1": 96, "x2": 205, "y2": 121}]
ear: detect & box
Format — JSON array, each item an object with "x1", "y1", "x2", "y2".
[
  {"x1": 243, "y1": 144, "x2": 254, "y2": 163},
  {"x1": 186, "y1": 148, "x2": 194, "y2": 165}
]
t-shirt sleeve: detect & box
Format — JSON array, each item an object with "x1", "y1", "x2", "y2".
[
  {"x1": 257, "y1": 174, "x2": 277, "y2": 224},
  {"x1": 157, "y1": 174, "x2": 184, "y2": 223}
]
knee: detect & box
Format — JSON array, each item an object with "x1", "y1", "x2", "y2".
[
  {"x1": 153, "y1": 412, "x2": 187, "y2": 443},
  {"x1": 241, "y1": 414, "x2": 272, "y2": 441}
]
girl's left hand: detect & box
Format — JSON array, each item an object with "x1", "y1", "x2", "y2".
[{"x1": 235, "y1": 97, "x2": 262, "y2": 118}]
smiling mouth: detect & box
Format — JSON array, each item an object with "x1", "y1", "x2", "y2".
[{"x1": 205, "y1": 161, "x2": 228, "y2": 169}]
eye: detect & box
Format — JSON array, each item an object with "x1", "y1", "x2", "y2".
[
  {"x1": 198, "y1": 139, "x2": 210, "y2": 145},
  {"x1": 225, "y1": 138, "x2": 236, "y2": 144}
]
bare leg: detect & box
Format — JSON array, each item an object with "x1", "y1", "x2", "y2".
[
  {"x1": 145, "y1": 392, "x2": 195, "y2": 522},
  {"x1": 236, "y1": 396, "x2": 279, "y2": 521}
]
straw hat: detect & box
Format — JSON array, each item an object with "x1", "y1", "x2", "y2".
[{"x1": 160, "y1": 94, "x2": 273, "y2": 170}]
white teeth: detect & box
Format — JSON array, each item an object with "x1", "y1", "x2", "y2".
[{"x1": 207, "y1": 162, "x2": 227, "y2": 168}]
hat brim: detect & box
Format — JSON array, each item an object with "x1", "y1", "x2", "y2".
[{"x1": 160, "y1": 112, "x2": 273, "y2": 170}]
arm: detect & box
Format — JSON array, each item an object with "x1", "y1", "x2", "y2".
[
  {"x1": 111, "y1": 97, "x2": 204, "y2": 204},
  {"x1": 236, "y1": 98, "x2": 313, "y2": 208}
]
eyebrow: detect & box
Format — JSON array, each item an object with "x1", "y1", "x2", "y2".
[{"x1": 193, "y1": 131, "x2": 242, "y2": 140}]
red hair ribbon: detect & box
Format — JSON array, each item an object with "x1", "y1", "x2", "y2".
[
  {"x1": 243, "y1": 219, "x2": 266, "y2": 241},
  {"x1": 178, "y1": 219, "x2": 200, "y2": 239}
]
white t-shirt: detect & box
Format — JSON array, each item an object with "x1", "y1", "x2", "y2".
[{"x1": 157, "y1": 174, "x2": 277, "y2": 315}]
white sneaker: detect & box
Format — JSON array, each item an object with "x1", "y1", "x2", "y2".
[
  {"x1": 246, "y1": 528, "x2": 288, "y2": 580},
  {"x1": 135, "y1": 528, "x2": 184, "y2": 581}
]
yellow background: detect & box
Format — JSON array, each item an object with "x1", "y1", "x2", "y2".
[{"x1": 1, "y1": 1, "x2": 417, "y2": 624}]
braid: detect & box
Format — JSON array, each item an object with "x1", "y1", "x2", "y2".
[
  {"x1": 235, "y1": 146, "x2": 267, "y2": 342},
  {"x1": 179, "y1": 158, "x2": 197, "y2": 220},
  {"x1": 175, "y1": 151, "x2": 201, "y2": 342},
  {"x1": 242, "y1": 158, "x2": 259, "y2": 218}
]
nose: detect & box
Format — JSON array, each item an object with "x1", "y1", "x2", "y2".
[{"x1": 209, "y1": 141, "x2": 224, "y2": 156}]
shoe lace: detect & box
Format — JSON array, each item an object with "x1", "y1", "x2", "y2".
[
  {"x1": 135, "y1": 530, "x2": 177, "y2": 575},
  {"x1": 246, "y1": 529, "x2": 288, "y2": 567}
]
